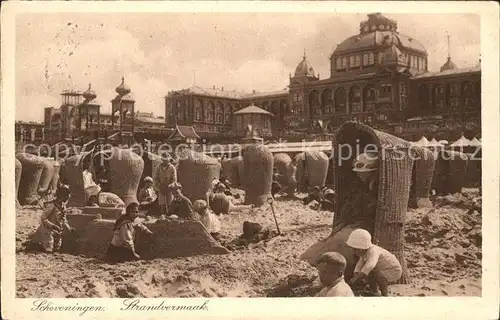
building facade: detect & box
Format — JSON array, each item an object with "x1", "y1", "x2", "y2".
[{"x1": 165, "y1": 13, "x2": 481, "y2": 142}]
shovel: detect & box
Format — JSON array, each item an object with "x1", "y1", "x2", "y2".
[{"x1": 267, "y1": 197, "x2": 282, "y2": 235}]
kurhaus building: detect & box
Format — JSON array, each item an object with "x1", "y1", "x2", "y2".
[{"x1": 165, "y1": 13, "x2": 481, "y2": 142}]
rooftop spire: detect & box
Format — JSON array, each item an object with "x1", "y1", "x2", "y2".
[
  {"x1": 303, "y1": 48, "x2": 306, "y2": 59},
  {"x1": 446, "y1": 32, "x2": 451, "y2": 60}
]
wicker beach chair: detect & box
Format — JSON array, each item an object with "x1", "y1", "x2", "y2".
[
  {"x1": 108, "y1": 147, "x2": 145, "y2": 207},
  {"x1": 432, "y1": 150, "x2": 469, "y2": 195},
  {"x1": 16, "y1": 153, "x2": 45, "y2": 205},
  {"x1": 408, "y1": 146, "x2": 436, "y2": 208},
  {"x1": 295, "y1": 150, "x2": 329, "y2": 191},
  {"x1": 242, "y1": 144, "x2": 274, "y2": 206},
  {"x1": 65, "y1": 152, "x2": 93, "y2": 207},
  {"x1": 177, "y1": 149, "x2": 221, "y2": 202},
  {"x1": 332, "y1": 121, "x2": 414, "y2": 284},
  {"x1": 221, "y1": 156, "x2": 244, "y2": 189},
  {"x1": 38, "y1": 158, "x2": 55, "y2": 194},
  {"x1": 273, "y1": 153, "x2": 293, "y2": 187}
]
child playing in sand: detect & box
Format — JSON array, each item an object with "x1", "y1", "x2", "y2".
[
  {"x1": 31, "y1": 185, "x2": 75, "y2": 253},
  {"x1": 193, "y1": 199, "x2": 221, "y2": 241},
  {"x1": 346, "y1": 229, "x2": 402, "y2": 296}
]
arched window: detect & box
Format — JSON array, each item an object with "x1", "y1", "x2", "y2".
[
  {"x1": 321, "y1": 89, "x2": 334, "y2": 114},
  {"x1": 205, "y1": 101, "x2": 215, "y2": 123},
  {"x1": 215, "y1": 102, "x2": 224, "y2": 124},
  {"x1": 309, "y1": 90, "x2": 321, "y2": 115},
  {"x1": 194, "y1": 100, "x2": 202, "y2": 121},
  {"x1": 349, "y1": 86, "x2": 362, "y2": 113},
  {"x1": 334, "y1": 88, "x2": 347, "y2": 114},
  {"x1": 224, "y1": 104, "x2": 232, "y2": 124},
  {"x1": 363, "y1": 86, "x2": 376, "y2": 111},
  {"x1": 463, "y1": 82, "x2": 475, "y2": 110}
]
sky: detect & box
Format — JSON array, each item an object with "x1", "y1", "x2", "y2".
[{"x1": 15, "y1": 12, "x2": 480, "y2": 122}]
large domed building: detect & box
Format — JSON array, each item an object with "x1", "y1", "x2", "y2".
[{"x1": 164, "y1": 14, "x2": 480, "y2": 142}]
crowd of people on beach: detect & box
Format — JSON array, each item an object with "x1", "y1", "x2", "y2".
[{"x1": 25, "y1": 147, "x2": 405, "y2": 297}]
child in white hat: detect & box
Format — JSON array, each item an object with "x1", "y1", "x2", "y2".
[
  {"x1": 193, "y1": 199, "x2": 221, "y2": 241},
  {"x1": 346, "y1": 229, "x2": 402, "y2": 296}
]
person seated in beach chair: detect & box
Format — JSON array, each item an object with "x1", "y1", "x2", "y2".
[
  {"x1": 193, "y1": 199, "x2": 221, "y2": 241},
  {"x1": 30, "y1": 185, "x2": 75, "y2": 253},
  {"x1": 346, "y1": 229, "x2": 402, "y2": 297},
  {"x1": 168, "y1": 182, "x2": 197, "y2": 220},
  {"x1": 106, "y1": 202, "x2": 153, "y2": 263},
  {"x1": 320, "y1": 188, "x2": 335, "y2": 212},
  {"x1": 138, "y1": 176, "x2": 159, "y2": 215},
  {"x1": 302, "y1": 186, "x2": 323, "y2": 206},
  {"x1": 315, "y1": 252, "x2": 355, "y2": 297}
]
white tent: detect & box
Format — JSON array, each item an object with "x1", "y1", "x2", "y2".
[
  {"x1": 450, "y1": 135, "x2": 471, "y2": 147},
  {"x1": 427, "y1": 138, "x2": 444, "y2": 147},
  {"x1": 413, "y1": 136, "x2": 429, "y2": 147},
  {"x1": 469, "y1": 137, "x2": 481, "y2": 147}
]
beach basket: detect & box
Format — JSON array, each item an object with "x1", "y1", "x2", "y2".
[
  {"x1": 332, "y1": 122, "x2": 414, "y2": 284},
  {"x1": 432, "y1": 150, "x2": 469, "y2": 195},
  {"x1": 242, "y1": 144, "x2": 274, "y2": 206},
  {"x1": 221, "y1": 156, "x2": 244, "y2": 189},
  {"x1": 65, "y1": 152, "x2": 93, "y2": 207},
  {"x1": 140, "y1": 151, "x2": 163, "y2": 188},
  {"x1": 16, "y1": 153, "x2": 45, "y2": 205},
  {"x1": 38, "y1": 158, "x2": 55, "y2": 193},
  {"x1": 408, "y1": 146, "x2": 436, "y2": 208},
  {"x1": 109, "y1": 147, "x2": 145, "y2": 206},
  {"x1": 15, "y1": 158, "x2": 22, "y2": 207},
  {"x1": 295, "y1": 151, "x2": 329, "y2": 191},
  {"x1": 273, "y1": 153, "x2": 293, "y2": 187},
  {"x1": 177, "y1": 149, "x2": 221, "y2": 202}
]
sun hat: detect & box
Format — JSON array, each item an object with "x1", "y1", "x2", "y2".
[
  {"x1": 346, "y1": 229, "x2": 373, "y2": 250},
  {"x1": 143, "y1": 176, "x2": 153, "y2": 183},
  {"x1": 352, "y1": 151, "x2": 379, "y2": 172}
]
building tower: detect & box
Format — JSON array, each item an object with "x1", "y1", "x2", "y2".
[
  {"x1": 440, "y1": 33, "x2": 457, "y2": 72},
  {"x1": 111, "y1": 77, "x2": 136, "y2": 144},
  {"x1": 288, "y1": 50, "x2": 319, "y2": 130},
  {"x1": 80, "y1": 83, "x2": 101, "y2": 134}
]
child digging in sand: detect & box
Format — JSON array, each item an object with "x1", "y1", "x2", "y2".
[{"x1": 346, "y1": 229, "x2": 402, "y2": 296}]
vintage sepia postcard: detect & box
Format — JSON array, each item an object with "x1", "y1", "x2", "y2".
[{"x1": 1, "y1": 1, "x2": 499, "y2": 319}]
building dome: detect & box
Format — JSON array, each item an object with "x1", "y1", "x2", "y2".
[
  {"x1": 440, "y1": 57, "x2": 457, "y2": 72},
  {"x1": 294, "y1": 51, "x2": 316, "y2": 78},
  {"x1": 333, "y1": 13, "x2": 427, "y2": 55},
  {"x1": 115, "y1": 77, "x2": 131, "y2": 96},
  {"x1": 82, "y1": 83, "x2": 97, "y2": 101}
]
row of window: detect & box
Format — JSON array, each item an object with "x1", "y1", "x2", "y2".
[{"x1": 334, "y1": 51, "x2": 427, "y2": 71}]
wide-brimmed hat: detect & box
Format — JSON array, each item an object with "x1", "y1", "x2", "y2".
[
  {"x1": 143, "y1": 176, "x2": 153, "y2": 183},
  {"x1": 352, "y1": 151, "x2": 379, "y2": 172}
]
